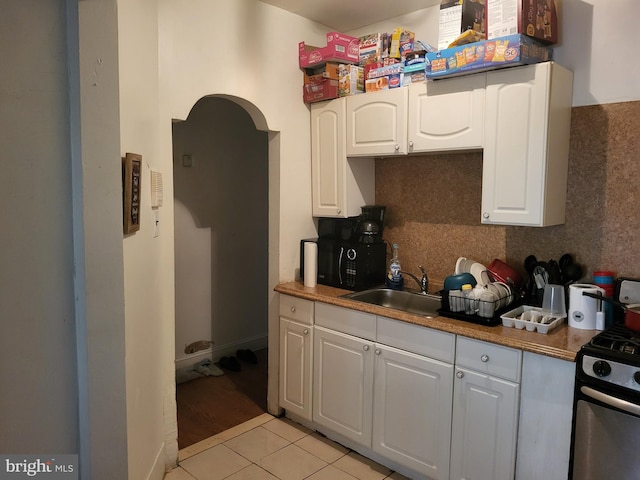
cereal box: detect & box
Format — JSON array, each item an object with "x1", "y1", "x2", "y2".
[
  {"x1": 359, "y1": 33, "x2": 389, "y2": 65},
  {"x1": 338, "y1": 64, "x2": 364, "y2": 96},
  {"x1": 426, "y1": 33, "x2": 552, "y2": 78},
  {"x1": 439, "y1": 0, "x2": 487, "y2": 50},
  {"x1": 486, "y1": 0, "x2": 559, "y2": 45},
  {"x1": 389, "y1": 28, "x2": 415, "y2": 59}
]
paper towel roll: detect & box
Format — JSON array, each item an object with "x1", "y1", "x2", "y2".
[{"x1": 304, "y1": 242, "x2": 317, "y2": 288}]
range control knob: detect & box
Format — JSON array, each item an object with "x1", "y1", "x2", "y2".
[
  {"x1": 634, "y1": 371, "x2": 640, "y2": 385},
  {"x1": 593, "y1": 360, "x2": 611, "y2": 377}
]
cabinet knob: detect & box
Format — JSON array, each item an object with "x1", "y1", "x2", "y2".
[
  {"x1": 394, "y1": 144, "x2": 400, "y2": 151},
  {"x1": 363, "y1": 345, "x2": 370, "y2": 352},
  {"x1": 337, "y1": 209, "x2": 341, "y2": 214},
  {"x1": 290, "y1": 306, "x2": 296, "y2": 313},
  {"x1": 483, "y1": 212, "x2": 490, "y2": 219},
  {"x1": 408, "y1": 140, "x2": 414, "y2": 149},
  {"x1": 303, "y1": 329, "x2": 309, "y2": 335},
  {"x1": 456, "y1": 371, "x2": 464, "y2": 379},
  {"x1": 375, "y1": 348, "x2": 381, "y2": 355},
  {"x1": 481, "y1": 354, "x2": 490, "y2": 363}
]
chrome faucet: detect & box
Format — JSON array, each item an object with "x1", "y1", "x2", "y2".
[{"x1": 401, "y1": 266, "x2": 429, "y2": 294}]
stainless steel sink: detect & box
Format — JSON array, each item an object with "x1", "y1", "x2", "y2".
[{"x1": 341, "y1": 288, "x2": 442, "y2": 318}]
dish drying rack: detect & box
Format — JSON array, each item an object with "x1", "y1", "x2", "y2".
[{"x1": 438, "y1": 289, "x2": 520, "y2": 326}]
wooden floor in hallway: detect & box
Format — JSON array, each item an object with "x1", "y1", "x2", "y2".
[{"x1": 176, "y1": 348, "x2": 268, "y2": 449}]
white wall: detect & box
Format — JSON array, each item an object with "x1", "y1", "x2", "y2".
[
  {"x1": 0, "y1": 0, "x2": 78, "y2": 453},
  {"x1": 347, "y1": 0, "x2": 640, "y2": 107},
  {"x1": 117, "y1": 0, "x2": 178, "y2": 478},
  {"x1": 173, "y1": 97, "x2": 269, "y2": 368}
]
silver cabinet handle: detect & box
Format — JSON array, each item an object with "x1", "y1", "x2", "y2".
[
  {"x1": 483, "y1": 212, "x2": 490, "y2": 219},
  {"x1": 456, "y1": 371, "x2": 464, "y2": 379},
  {"x1": 363, "y1": 345, "x2": 370, "y2": 351},
  {"x1": 337, "y1": 209, "x2": 341, "y2": 214},
  {"x1": 375, "y1": 348, "x2": 381, "y2": 355},
  {"x1": 303, "y1": 329, "x2": 309, "y2": 335},
  {"x1": 394, "y1": 144, "x2": 400, "y2": 151},
  {"x1": 290, "y1": 306, "x2": 296, "y2": 313},
  {"x1": 481, "y1": 354, "x2": 489, "y2": 363},
  {"x1": 408, "y1": 140, "x2": 414, "y2": 148}
]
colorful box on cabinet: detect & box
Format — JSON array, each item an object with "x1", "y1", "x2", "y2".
[
  {"x1": 439, "y1": 0, "x2": 487, "y2": 50},
  {"x1": 303, "y1": 79, "x2": 339, "y2": 103},
  {"x1": 299, "y1": 32, "x2": 359, "y2": 68},
  {"x1": 338, "y1": 64, "x2": 365, "y2": 96},
  {"x1": 426, "y1": 33, "x2": 552, "y2": 79},
  {"x1": 487, "y1": 0, "x2": 559, "y2": 45}
]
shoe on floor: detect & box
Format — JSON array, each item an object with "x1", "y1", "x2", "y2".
[
  {"x1": 219, "y1": 356, "x2": 242, "y2": 372},
  {"x1": 236, "y1": 349, "x2": 258, "y2": 364}
]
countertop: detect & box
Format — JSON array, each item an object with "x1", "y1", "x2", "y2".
[{"x1": 275, "y1": 281, "x2": 599, "y2": 362}]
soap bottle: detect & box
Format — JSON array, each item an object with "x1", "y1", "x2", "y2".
[{"x1": 386, "y1": 243, "x2": 404, "y2": 290}]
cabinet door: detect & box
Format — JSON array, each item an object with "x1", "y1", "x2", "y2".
[
  {"x1": 372, "y1": 344, "x2": 453, "y2": 480},
  {"x1": 311, "y1": 98, "x2": 374, "y2": 217},
  {"x1": 450, "y1": 367, "x2": 520, "y2": 480},
  {"x1": 481, "y1": 62, "x2": 572, "y2": 226},
  {"x1": 313, "y1": 326, "x2": 374, "y2": 446},
  {"x1": 346, "y1": 88, "x2": 408, "y2": 156},
  {"x1": 279, "y1": 319, "x2": 313, "y2": 420},
  {"x1": 408, "y1": 74, "x2": 485, "y2": 153}
]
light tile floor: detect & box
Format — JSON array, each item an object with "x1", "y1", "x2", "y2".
[{"x1": 165, "y1": 413, "x2": 411, "y2": 480}]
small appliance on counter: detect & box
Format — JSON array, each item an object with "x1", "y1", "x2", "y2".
[
  {"x1": 300, "y1": 206, "x2": 387, "y2": 291},
  {"x1": 568, "y1": 284, "x2": 606, "y2": 330}
]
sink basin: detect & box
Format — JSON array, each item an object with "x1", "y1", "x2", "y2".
[{"x1": 341, "y1": 288, "x2": 442, "y2": 318}]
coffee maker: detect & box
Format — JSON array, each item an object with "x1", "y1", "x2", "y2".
[{"x1": 301, "y1": 206, "x2": 388, "y2": 291}]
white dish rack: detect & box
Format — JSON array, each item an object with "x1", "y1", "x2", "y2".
[{"x1": 501, "y1": 305, "x2": 566, "y2": 334}]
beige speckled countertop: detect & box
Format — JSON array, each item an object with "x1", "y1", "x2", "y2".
[{"x1": 275, "y1": 281, "x2": 598, "y2": 362}]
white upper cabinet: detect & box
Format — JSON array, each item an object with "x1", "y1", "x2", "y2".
[
  {"x1": 481, "y1": 62, "x2": 573, "y2": 226},
  {"x1": 311, "y1": 98, "x2": 374, "y2": 217},
  {"x1": 346, "y1": 88, "x2": 408, "y2": 156},
  {"x1": 408, "y1": 74, "x2": 485, "y2": 153}
]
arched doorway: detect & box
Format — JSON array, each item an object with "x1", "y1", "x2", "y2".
[{"x1": 172, "y1": 95, "x2": 277, "y2": 448}]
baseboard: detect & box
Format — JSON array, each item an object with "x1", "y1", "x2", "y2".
[{"x1": 174, "y1": 334, "x2": 268, "y2": 372}]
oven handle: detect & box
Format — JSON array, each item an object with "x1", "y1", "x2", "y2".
[{"x1": 581, "y1": 386, "x2": 640, "y2": 416}]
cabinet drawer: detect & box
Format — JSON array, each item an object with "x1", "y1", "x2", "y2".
[
  {"x1": 279, "y1": 294, "x2": 314, "y2": 325},
  {"x1": 456, "y1": 336, "x2": 522, "y2": 382},
  {"x1": 377, "y1": 316, "x2": 455, "y2": 363},
  {"x1": 315, "y1": 302, "x2": 376, "y2": 340}
]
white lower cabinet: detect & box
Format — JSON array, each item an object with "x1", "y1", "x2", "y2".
[
  {"x1": 372, "y1": 343, "x2": 454, "y2": 480},
  {"x1": 313, "y1": 325, "x2": 375, "y2": 446},
  {"x1": 278, "y1": 295, "x2": 314, "y2": 420},
  {"x1": 450, "y1": 337, "x2": 522, "y2": 480}
]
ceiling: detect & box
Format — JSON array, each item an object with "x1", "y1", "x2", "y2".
[{"x1": 259, "y1": 0, "x2": 440, "y2": 32}]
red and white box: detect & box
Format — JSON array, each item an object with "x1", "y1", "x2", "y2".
[{"x1": 299, "y1": 32, "x2": 360, "y2": 68}]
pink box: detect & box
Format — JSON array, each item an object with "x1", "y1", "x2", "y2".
[{"x1": 299, "y1": 32, "x2": 360, "y2": 68}]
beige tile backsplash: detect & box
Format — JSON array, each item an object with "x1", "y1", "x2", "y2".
[{"x1": 376, "y1": 101, "x2": 640, "y2": 289}]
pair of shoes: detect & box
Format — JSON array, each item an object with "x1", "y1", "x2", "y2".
[
  {"x1": 219, "y1": 356, "x2": 241, "y2": 372},
  {"x1": 236, "y1": 349, "x2": 258, "y2": 364}
]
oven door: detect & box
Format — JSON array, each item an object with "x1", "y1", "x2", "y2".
[{"x1": 571, "y1": 383, "x2": 640, "y2": 480}]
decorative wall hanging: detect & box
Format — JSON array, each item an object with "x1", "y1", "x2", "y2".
[{"x1": 123, "y1": 152, "x2": 142, "y2": 234}]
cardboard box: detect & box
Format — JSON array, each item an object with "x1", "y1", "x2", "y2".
[
  {"x1": 402, "y1": 62, "x2": 427, "y2": 86},
  {"x1": 338, "y1": 64, "x2": 364, "y2": 96},
  {"x1": 303, "y1": 62, "x2": 341, "y2": 84},
  {"x1": 365, "y1": 77, "x2": 389, "y2": 93},
  {"x1": 439, "y1": 0, "x2": 487, "y2": 50},
  {"x1": 299, "y1": 32, "x2": 359, "y2": 68},
  {"x1": 367, "y1": 63, "x2": 404, "y2": 89},
  {"x1": 359, "y1": 33, "x2": 390, "y2": 65},
  {"x1": 487, "y1": 0, "x2": 559, "y2": 45},
  {"x1": 389, "y1": 28, "x2": 415, "y2": 59},
  {"x1": 426, "y1": 33, "x2": 552, "y2": 79},
  {"x1": 303, "y1": 79, "x2": 339, "y2": 103}
]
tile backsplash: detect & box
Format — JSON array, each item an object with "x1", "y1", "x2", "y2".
[{"x1": 376, "y1": 100, "x2": 640, "y2": 290}]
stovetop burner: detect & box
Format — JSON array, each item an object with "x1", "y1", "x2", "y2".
[{"x1": 588, "y1": 325, "x2": 640, "y2": 357}]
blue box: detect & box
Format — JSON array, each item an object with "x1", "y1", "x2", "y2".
[{"x1": 426, "y1": 34, "x2": 552, "y2": 79}]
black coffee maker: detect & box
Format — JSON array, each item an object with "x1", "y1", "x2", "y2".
[{"x1": 357, "y1": 205, "x2": 386, "y2": 244}]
